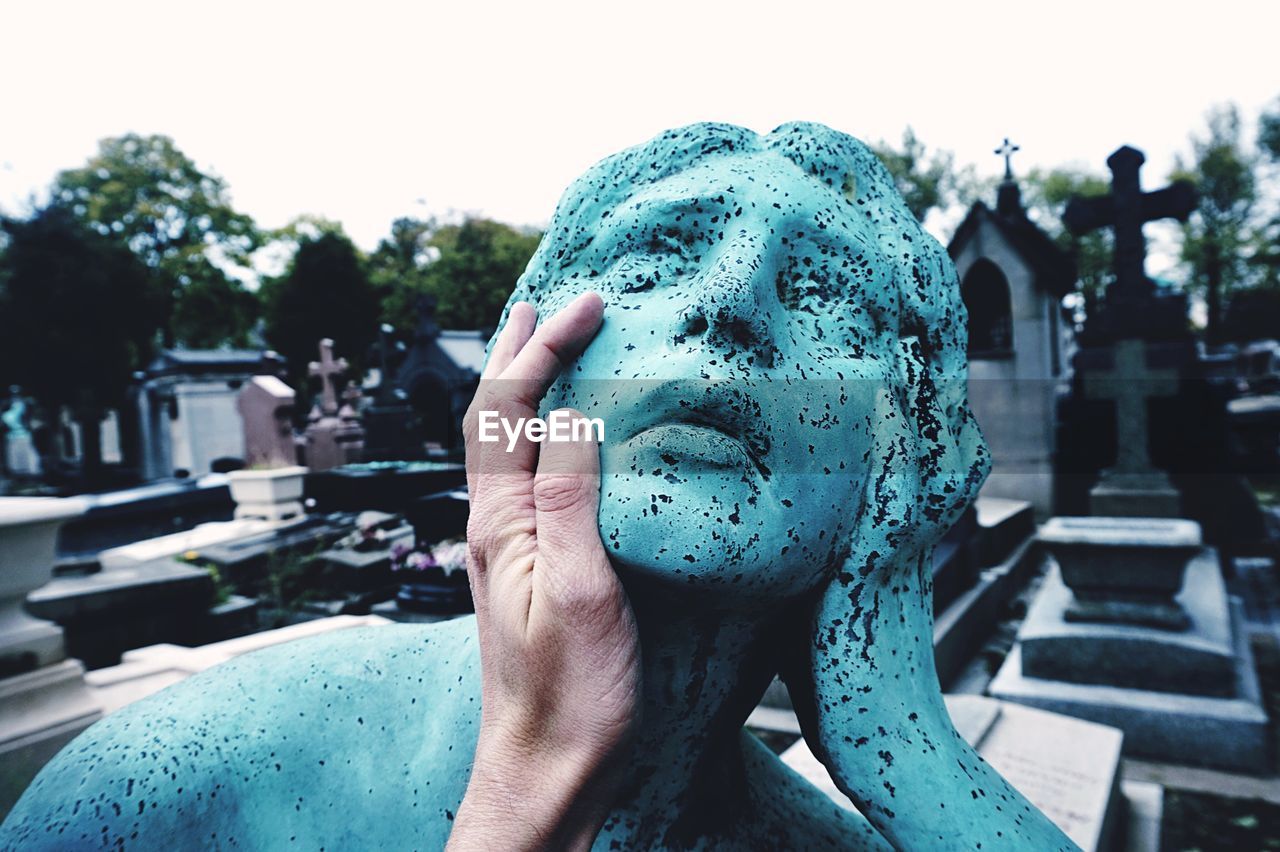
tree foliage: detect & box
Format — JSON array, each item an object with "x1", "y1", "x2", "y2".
[
  {"x1": 0, "y1": 205, "x2": 162, "y2": 474},
  {"x1": 1168, "y1": 104, "x2": 1274, "y2": 340},
  {"x1": 1173, "y1": 106, "x2": 1258, "y2": 290},
  {"x1": 260, "y1": 231, "x2": 380, "y2": 395},
  {"x1": 871, "y1": 128, "x2": 972, "y2": 223},
  {"x1": 373, "y1": 217, "x2": 541, "y2": 331},
  {"x1": 1020, "y1": 167, "x2": 1113, "y2": 303},
  {"x1": 52, "y1": 133, "x2": 260, "y2": 347}
]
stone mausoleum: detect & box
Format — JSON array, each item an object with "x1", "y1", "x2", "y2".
[{"x1": 949, "y1": 144, "x2": 1076, "y2": 518}]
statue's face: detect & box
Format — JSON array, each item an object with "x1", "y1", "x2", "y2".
[{"x1": 539, "y1": 150, "x2": 906, "y2": 601}]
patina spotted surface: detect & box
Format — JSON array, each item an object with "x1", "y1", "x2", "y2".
[{"x1": 1, "y1": 123, "x2": 1075, "y2": 850}]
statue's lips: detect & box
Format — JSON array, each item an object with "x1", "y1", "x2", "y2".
[{"x1": 618, "y1": 382, "x2": 772, "y2": 476}]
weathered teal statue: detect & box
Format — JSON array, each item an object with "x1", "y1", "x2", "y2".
[
  {"x1": 0, "y1": 391, "x2": 30, "y2": 440},
  {"x1": 2, "y1": 124, "x2": 1075, "y2": 850}
]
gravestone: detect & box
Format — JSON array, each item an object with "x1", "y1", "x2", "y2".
[
  {"x1": 1083, "y1": 340, "x2": 1182, "y2": 516},
  {"x1": 237, "y1": 375, "x2": 299, "y2": 468},
  {"x1": 949, "y1": 141, "x2": 1076, "y2": 517},
  {"x1": 134, "y1": 350, "x2": 286, "y2": 480},
  {"x1": 1063, "y1": 146, "x2": 1197, "y2": 517},
  {"x1": 991, "y1": 520, "x2": 1268, "y2": 772},
  {"x1": 361, "y1": 324, "x2": 425, "y2": 461},
  {"x1": 303, "y1": 340, "x2": 364, "y2": 471},
  {"x1": 393, "y1": 297, "x2": 485, "y2": 456},
  {"x1": 781, "y1": 695, "x2": 1129, "y2": 852}
]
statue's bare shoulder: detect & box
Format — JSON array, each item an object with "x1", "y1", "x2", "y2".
[{"x1": 2, "y1": 620, "x2": 481, "y2": 850}]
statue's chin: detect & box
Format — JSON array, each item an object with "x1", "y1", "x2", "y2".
[{"x1": 595, "y1": 482, "x2": 828, "y2": 603}]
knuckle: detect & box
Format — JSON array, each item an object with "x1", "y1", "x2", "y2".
[
  {"x1": 532, "y1": 471, "x2": 591, "y2": 514},
  {"x1": 543, "y1": 560, "x2": 615, "y2": 616}
]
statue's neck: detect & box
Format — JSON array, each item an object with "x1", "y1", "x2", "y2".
[{"x1": 600, "y1": 583, "x2": 785, "y2": 845}]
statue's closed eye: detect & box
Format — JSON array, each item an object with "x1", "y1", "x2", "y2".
[{"x1": 613, "y1": 232, "x2": 692, "y2": 293}]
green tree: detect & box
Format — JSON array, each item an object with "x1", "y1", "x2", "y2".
[
  {"x1": 1250, "y1": 97, "x2": 1280, "y2": 291},
  {"x1": 1020, "y1": 167, "x2": 1113, "y2": 305},
  {"x1": 1260, "y1": 98, "x2": 1280, "y2": 161},
  {"x1": 52, "y1": 133, "x2": 260, "y2": 347},
  {"x1": 261, "y1": 231, "x2": 379, "y2": 395},
  {"x1": 368, "y1": 216, "x2": 436, "y2": 326},
  {"x1": 872, "y1": 128, "x2": 970, "y2": 223},
  {"x1": 1172, "y1": 104, "x2": 1259, "y2": 341},
  {"x1": 0, "y1": 205, "x2": 161, "y2": 480},
  {"x1": 374, "y1": 217, "x2": 541, "y2": 332}
]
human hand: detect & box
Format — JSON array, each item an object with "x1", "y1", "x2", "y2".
[{"x1": 448, "y1": 293, "x2": 640, "y2": 852}]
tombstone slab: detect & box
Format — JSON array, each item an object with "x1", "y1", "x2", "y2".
[
  {"x1": 237, "y1": 375, "x2": 298, "y2": 468},
  {"x1": 781, "y1": 695, "x2": 1126, "y2": 852},
  {"x1": 1020, "y1": 556, "x2": 1235, "y2": 696},
  {"x1": 26, "y1": 559, "x2": 214, "y2": 669},
  {"x1": 96, "y1": 518, "x2": 277, "y2": 570},
  {"x1": 991, "y1": 596, "x2": 1268, "y2": 773}
]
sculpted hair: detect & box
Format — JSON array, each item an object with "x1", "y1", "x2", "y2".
[{"x1": 500, "y1": 120, "x2": 988, "y2": 557}]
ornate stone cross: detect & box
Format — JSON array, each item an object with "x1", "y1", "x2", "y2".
[
  {"x1": 1083, "y1": 338, "x2": 1179, "y2": 475},
  {"x1": 1062, "y1": 145, "x2": 1196, "y2": 302},
  {"x1": 309, "y1": 338, "x2": 349, "y2": 417},
  {"x1": 994, "y1": 137, "x2": 1020, "y2": 180}
]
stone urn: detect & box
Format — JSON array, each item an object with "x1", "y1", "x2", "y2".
[
  {"x1": 1038, "y1": 516, "x2": 1202, "y2": 629},
  {"x1": 0, "y1": 497, "x2": 87, "y2": 675},
  {"x1": 227, "y1": 466, "x2": 308, "y2": 522}
]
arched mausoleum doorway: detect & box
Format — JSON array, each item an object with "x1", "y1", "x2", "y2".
[{"x1": 962, "y1": 258, "x2": 1014, "y2": 358}]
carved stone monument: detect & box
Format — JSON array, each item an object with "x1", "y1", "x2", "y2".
[
  {"x1": 1064, "y1": 145, "x2": 1197, "y2": 517},
  {"x1": 0, "y1": 498, "x2": 100, "y2": 819},
  {"x1": 991, "y1": 517, "x2": 1267, "y2": 772},
  {"x1": 949, "y1": 141, "x2": 1076, "y2": 517},
  {"x1": 1, "y1": 124, "x2": 1073, "y2": 850},
  {"x1": 237, "y1": 375, "x2": 299, "y2": 468},
  {"x1": 1, "y1": 389, "x2": 41, "y2": 478},
  {"x1": 303, "y1": 339, "x2": 365, "y2": 471}
]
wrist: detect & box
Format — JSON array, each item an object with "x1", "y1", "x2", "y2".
[{"x1": 448, "y1": 731, "x2": 620, "y2": 852}]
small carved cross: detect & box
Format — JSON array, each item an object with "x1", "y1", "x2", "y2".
[
  {"x1": 309, "y1": 338, "x2": 349, "y2": 416},
  {"x1": 1083, "y1": 339, "x2": 1179, "y2": 475},
  {"x1": 994, "y1": 138, "x2": 1020, "y2": 180}
]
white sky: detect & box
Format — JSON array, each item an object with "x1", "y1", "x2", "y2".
[{"x1": 2, "y1": 0, "x2": 1278, "y2": 270}]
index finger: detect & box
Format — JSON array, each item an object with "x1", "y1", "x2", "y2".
[{"x1": 497, "y1": 291, "x2": 604, "y2": 414}]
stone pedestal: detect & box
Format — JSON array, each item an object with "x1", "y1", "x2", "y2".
[
  {"x1": 0, "y1": 499, "x2": 88, "y2": 674},
  {"x1": 1039, "y1": 516, "x2": 1200, "y2": 629},
  {"x1": 991, "y1": 550, "x2": 1268, "y2": 772},
  {"x1": 0, "y1": 498, "x2": 102, "y2": 819},
  {"x1": 1089, "y1": 471, "x2": 1181, "y2": 518},
  {"x1": 227, "y1": 466, "x2": 307, "y2": 522}
]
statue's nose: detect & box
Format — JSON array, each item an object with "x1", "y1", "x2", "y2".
[{"x1": 672, "y1": 230, "x2": 776, "y2": 359}]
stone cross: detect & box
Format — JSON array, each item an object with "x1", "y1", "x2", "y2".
[
  {"x1": 994, "y1": 137, "x2": 1020, "y2": 180},
  {"x1": 309, "y1": 339, "x2": 349, "y2": 417},
  {"x1": 1062, "y1": 145, "x2": 1196, "y2": 302},
  {"x1": 1083, "y1": 338, "x2": 1179, "y2": 475}
]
